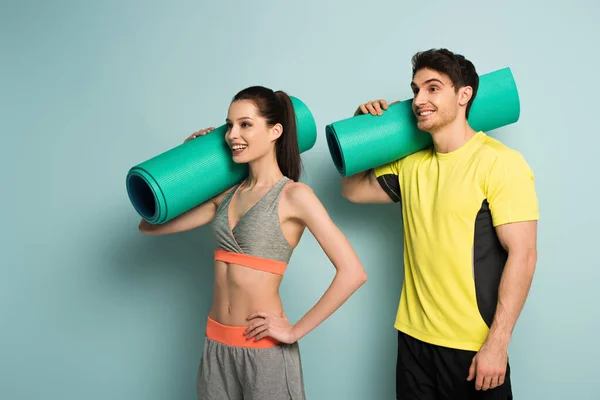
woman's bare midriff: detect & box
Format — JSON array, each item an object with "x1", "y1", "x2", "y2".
[{"x1": 208, "y1": 260, "x2": 285, "y2": 327}]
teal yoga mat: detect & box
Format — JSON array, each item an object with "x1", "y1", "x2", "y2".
[
  {"x1": 326, "y1": 67, "x2": 520, "y2": 176},
  {"x1": 126, "y1": 96, "x2": 317, "y2": 224}
]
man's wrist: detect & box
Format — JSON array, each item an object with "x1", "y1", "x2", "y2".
[{"x1": 485, "y1": 330, "x2": 511, "y2": 349}]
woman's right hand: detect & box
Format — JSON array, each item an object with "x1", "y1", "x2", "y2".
[{"x1": 184, "y1": 127, "x2": 216, "y2": 143}]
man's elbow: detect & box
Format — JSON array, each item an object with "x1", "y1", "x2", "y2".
[
  {"x1": 519, "y1": 244, "x2": 538, "y2": 264},
  {"x1": 509, "y1": 246, "x2": 538, "y2": 271},
  {"x1": 341, "y1": 181, "x2": 361, "y2": 203},
  {"x1": 138, "y1": 220, "x2": 157, "y2": 235},
  {"x1": 528, "y1": 248, "x2": 538, "y2": 267},
  {"x1": 341, "y1": 186, "x2": 354, "y2": 202}
]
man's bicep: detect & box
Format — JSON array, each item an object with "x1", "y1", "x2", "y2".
[{"x1": 495, "y1": 220, "x2": 537, "y2": 255}]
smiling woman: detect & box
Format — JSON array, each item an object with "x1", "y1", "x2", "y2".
[
  {"x1": 225, "y1": 87, "x2": 302, "y2": 181},
  {"x1": 126, "y1": 92, "x2": 317, "y2": 225},
  {"x1": 138, "y1": 86, "x2": 368, "y2": 400}
]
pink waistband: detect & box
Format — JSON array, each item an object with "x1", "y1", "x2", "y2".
[{"x1": 206, "y1": 316, "x2": 280, "y2": 348}]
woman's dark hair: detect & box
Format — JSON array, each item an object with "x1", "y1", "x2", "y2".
[
  {"x1": 411, "y1": 48, "x2": 479, "y2": 118},
  {"x1": 232, "y1": 86, "x2": 302, "y2": 181}
]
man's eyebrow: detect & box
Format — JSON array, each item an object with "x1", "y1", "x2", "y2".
[{"x1": 411, "y1": 78, "x2": 445, "y2": 88}]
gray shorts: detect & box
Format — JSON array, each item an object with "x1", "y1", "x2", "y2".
[{"x1": 196, "y1": 338, "x2": 306, "y2": 400}]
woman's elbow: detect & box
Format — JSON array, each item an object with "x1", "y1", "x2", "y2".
[
  {"x1": 351, "y1": 265, "x2": 368, "y2": 288},
  {"x1": 360, "y1": 270, "x2": 368, "y2": 286}
]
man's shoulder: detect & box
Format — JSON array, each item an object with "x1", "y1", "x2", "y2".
[
  {"x1": 475, "y1": 133, "x2": 534, "y2": 183},
  {"x1": 476, "y1": 133, "x2": 528, "y2": 164}
]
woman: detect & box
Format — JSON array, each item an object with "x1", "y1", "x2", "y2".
[{"x1": 139, "y1": 86, "x2": 367, "y2": 399}]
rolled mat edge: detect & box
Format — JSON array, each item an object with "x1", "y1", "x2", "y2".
[
  {"x1": 126, "y1": 96, "x2": 317, "y2": 224},
  {"x1": 325, "y1": 67, "x2": 520, "y2": 177}
]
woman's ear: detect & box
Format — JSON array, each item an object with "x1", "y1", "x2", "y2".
[{"x1": 270, "y1": 123, "x2": 283, "y2": 141}]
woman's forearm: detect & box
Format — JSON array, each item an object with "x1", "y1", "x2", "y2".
[{"x1": 291, "y1": 268, "x2": 367, "y2": 341}]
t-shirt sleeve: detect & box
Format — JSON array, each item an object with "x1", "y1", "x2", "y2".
[
  {"x1": 373, "y1": 159, "x2": 402, "y2": 203},
  {"x1": 486, "y1": 150, "x2": 540, "y2": 227}
]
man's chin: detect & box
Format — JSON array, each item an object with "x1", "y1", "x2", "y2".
[{"x1": 417, "y1": 120, "x2": 435, "y2": 133}]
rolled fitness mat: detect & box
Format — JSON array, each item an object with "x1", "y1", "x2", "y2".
[
  {"x1": 126, "y1": 96, "x2": 317, "y2": 224},
  {"x1": 325, "y1": 67, "x2": 520, "y2": 176}
]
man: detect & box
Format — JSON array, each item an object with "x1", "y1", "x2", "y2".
[{"x1": 342, "y1": 48, "x2": 539, "y2": 399}]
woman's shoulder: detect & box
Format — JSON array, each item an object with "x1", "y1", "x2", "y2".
[
  {"x1": 282, "y1": 180, "x2": 315, "y2": 198},
  {"x1": 281, "y1": 180, "x2": 321, "y2": 212}
]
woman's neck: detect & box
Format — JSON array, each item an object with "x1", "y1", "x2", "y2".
[{"x1": 246, "y1": 152, "x2": 284, "y2": 188}]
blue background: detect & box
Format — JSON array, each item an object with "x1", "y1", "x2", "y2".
[{"x1": 2, "y1": 0, "x2": 598, "y2": 398}]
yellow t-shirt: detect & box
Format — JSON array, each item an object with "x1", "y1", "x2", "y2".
[{"x1": 374, "y1": 131, "x2": 539, "y2": 351}]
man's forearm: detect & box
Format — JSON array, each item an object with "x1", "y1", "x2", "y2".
[{"x1": 486, "y1": 249, "x2": 537, "y2": 347}]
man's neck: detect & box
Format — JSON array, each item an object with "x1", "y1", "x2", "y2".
[{"x1": 429, "y1": 119, "x2": 477, "y2": 154}]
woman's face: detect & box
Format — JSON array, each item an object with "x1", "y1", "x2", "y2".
[{"x1": 225, "y1": 100, "x2": 282, "y2": 164}]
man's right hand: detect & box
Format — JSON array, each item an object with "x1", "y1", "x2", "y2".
[
  {"x1": 354, "y1": 99, "x2": 401, "y2": 116},
  {"x1": 184, "y1": 127, "x2": 216, "y2": 143}
]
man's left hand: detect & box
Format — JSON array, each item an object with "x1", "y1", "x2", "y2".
[{"x1": 467, "y1": 341, "x2": 508, "y2": 391}]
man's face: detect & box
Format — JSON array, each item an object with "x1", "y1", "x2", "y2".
[{"x1": 411, "y1": 68, "x2": 468, "y2": 133}]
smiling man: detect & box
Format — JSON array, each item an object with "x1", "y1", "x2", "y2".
[{"x1": 341, "y1": 49, "x2": 539, "y2": 399}]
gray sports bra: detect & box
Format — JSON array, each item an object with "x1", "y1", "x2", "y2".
[{"x1": 211, "y1": 176, "x2": 293, "y2": 275}]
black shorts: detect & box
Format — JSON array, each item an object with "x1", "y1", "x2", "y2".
[{"x1": 396, "y1": 331, "x2": 512, "y2": 400}]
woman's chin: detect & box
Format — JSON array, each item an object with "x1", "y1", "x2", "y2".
[
  {"x1": 231, "y1": 148, "x2": 264, "y2": 164},
  {"x1": 231, "y1": 154, "x2": 249, "y2": 164}
]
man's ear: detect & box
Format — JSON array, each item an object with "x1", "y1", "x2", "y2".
[{"x1": 459, "y1": 86, "x2": 473, "y2": 107}]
